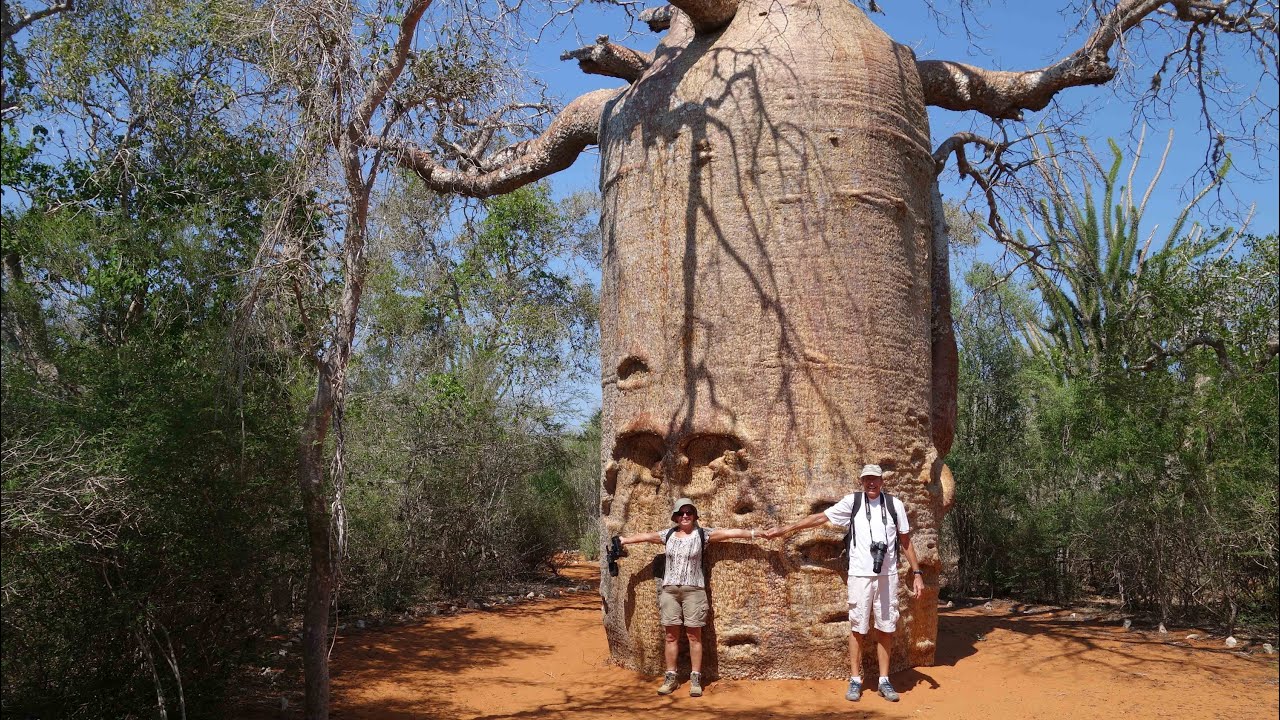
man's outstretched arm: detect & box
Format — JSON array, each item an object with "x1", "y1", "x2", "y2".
[{"x1": 765, "y1": 512, "x2": 832, "y2": 539}]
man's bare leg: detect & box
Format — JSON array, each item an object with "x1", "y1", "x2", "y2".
[
  {"x1": 849, "y1": 631, "x2": 864, "y2": 677},
  {"x1": 845, "y1": 631, "x2": 866, "y2": 701},
  {"x1": 876, "y1": 628, "x2": 892, "y2": 677},
  {"x1": 875, "y1": 628, "x2": 900, "y2": 701}
]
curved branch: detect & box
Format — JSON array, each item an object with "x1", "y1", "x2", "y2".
[
  {"x1": 917, "y1": 0, "x2": 1276, "y2": 120},
  {"x1": 561, "y1": 36, "x2": 652, "y2": 82},
  {"x1": 368, "y1": 87, "x2": 621, "y2": 198},
  {"x1": 350, "y1": 0, "x2": 432, "y2": 138},
  {"x1": 932, "y1": 132, "x2": 1018, "y2": 244}
]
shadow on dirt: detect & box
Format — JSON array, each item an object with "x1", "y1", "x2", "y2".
[{"x1": 935, "y1": 602, "x2": 1268, "y2": 678}]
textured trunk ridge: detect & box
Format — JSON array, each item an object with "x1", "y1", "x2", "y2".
[{"x1": 597, "y1": 0, "x2": 950, "y2": 679}]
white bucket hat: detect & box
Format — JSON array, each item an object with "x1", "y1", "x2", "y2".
[{"x1": 859, "y1": 464, "x2": 884, "y2": 478}]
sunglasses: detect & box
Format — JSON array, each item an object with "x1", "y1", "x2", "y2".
[{"x1": 675, "y1": 510, "x2": 696, "y2": 517}]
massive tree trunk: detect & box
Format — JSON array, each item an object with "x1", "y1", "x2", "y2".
[{"x1": 595, "y1": 0, "x2": 949, "y2": 679}]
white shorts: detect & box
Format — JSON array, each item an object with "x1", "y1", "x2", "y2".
[{"x1": 847, "y1": 574, "x2": 899, "y2": 635}]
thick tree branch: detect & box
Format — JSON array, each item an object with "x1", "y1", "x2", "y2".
[
  {"x1": 639, "y1": 4, "x2": 674, "y2": 31},
  {"x1": 2, "y1": 250, "x2": 70, "y2": 389},
  {"x1": 369, "y1": 87, "x2": 620, "y2": 197},
  {"x1": 1138, "y1": 334, "x2": 1244, "y2": 374},
  {"x1": 665, "y1": 0, "x2": 739, "y2": 34},
  {"x1": 561, "y1": 35, "x2": 652, "y2": 82},
  {"x1": 917, "y1": 0, "x2": 1277, "y2": 120}
]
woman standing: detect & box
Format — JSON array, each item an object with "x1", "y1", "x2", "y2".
[{"x1": 615, "y1": 497, "x2": 764, "y2": 697}]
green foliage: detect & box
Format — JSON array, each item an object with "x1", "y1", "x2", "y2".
[
  {"x1": 2, "y1": 3, "x2": 305, "y2": 715},
  {"x1": 945, "y1": 138, "x2": 1278, "y2": 632},
  {"x1": 339, "y1": 181, "x2": 601, "y2": 611}
]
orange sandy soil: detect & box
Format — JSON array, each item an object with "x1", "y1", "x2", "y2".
[{"x1": 308, "y1": 561, "x2": 1280, "y2": 720}]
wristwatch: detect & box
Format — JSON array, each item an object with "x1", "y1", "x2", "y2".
[{"x1": 911, "y1": 570, "x2": 924, "y2": 575}]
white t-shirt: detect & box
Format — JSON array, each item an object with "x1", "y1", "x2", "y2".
[
  {"x1": 654, "y1": 526, "x2": 715, "y2": 588},
  {"x1": 824, "y1": 493, "x2": 910, "y2": 577}
]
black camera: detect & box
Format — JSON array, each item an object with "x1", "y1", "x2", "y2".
[
  {"x1": 607, "y1": 535, "x2": 626, "y2": 577},
  {"x1": 869, "y1": 541, "x2": 888, "y2": 574}
]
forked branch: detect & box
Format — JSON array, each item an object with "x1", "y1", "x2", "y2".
[{"x1": 1, "y1": 0, "x2": 74, "y2": 44}]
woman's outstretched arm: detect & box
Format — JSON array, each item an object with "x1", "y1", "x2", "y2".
[
  {"x1": 618, "y1": 531, "x2": 665, "y2": 545},
  {"x1": 707, "y1": 528, "x2": 764, "y2": 542}
]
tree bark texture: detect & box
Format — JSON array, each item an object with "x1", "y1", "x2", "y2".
[{"x1": 597, "y1": 0, "x2": 952, "y2": 679}]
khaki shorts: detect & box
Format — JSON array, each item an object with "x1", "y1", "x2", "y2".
[{"x1": 659, "y1": 585, "x2": 709, "y2": 627}]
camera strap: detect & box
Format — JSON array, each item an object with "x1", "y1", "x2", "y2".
[
  {"x1": 864, "y1": 492, "x2": 889, "y2": 543},
  {"x1": 841, "y1": 492, "x2": 902, "y2": 559}
]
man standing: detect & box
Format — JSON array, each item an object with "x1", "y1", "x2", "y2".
[{"x1": 766, "y1": 464, "x2": 925, "y2": 702}]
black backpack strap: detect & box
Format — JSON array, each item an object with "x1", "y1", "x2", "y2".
[
  {"x1": 883, "y1": 492, "x2": 902, "y2": 555},
  {"x1": 841, "y1": 492, "x2": 864, "y2": 558},
  {"x1": 698, "y1": 526, "x2": 708, "y2": 574}
]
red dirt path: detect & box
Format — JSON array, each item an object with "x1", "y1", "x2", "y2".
[{"x1": 326, "y1": 561, "x2": 1278, "y2": 719}]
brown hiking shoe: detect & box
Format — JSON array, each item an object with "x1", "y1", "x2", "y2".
[
  {"x1": 689, "y1": 672, "x2": 703, "y2": 697},
  {"x1": 656, "y1": 671, "x2": 679, "y2": 695}
]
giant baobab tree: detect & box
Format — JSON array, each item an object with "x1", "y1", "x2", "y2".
[{"x1": 358, "y1": 0, "x2": 1275, "y2": 681}]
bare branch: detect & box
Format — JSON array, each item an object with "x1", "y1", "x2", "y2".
[
  {"x1": 350, "y1": 0, "x2": 433, "y2": 139},
  {"x1": 1138, "y1": 333, "x2": 1250, "y2": 374},
  {"x1": 370, "y1": 87, "x2": 621, "y2": 197},
  {"x1": 918, "y1": 0, "x2": 1278, "y2": 121},
  {"x1": 933, "y1": 131, "x2": 1020, "y2": 247},
  {"x1": 561, "y1": 35, "x2": 652, "y2": 82}
]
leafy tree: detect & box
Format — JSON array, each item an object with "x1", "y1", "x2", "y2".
[{"x1": 2, "y1": 2, "x2": 305, "y2": 716}]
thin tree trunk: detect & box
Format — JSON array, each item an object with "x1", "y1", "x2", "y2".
[{"x1": 299, "y1": 362, "x2": 336, "y2": 720}]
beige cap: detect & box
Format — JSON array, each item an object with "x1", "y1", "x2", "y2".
[{"x1": 859, "y1": 464, "x2": 884, "y2": 478}]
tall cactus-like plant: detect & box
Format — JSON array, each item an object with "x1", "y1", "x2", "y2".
[{"x1": 1011, "y1": 132, "x2": 1234, "y2": 379}]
